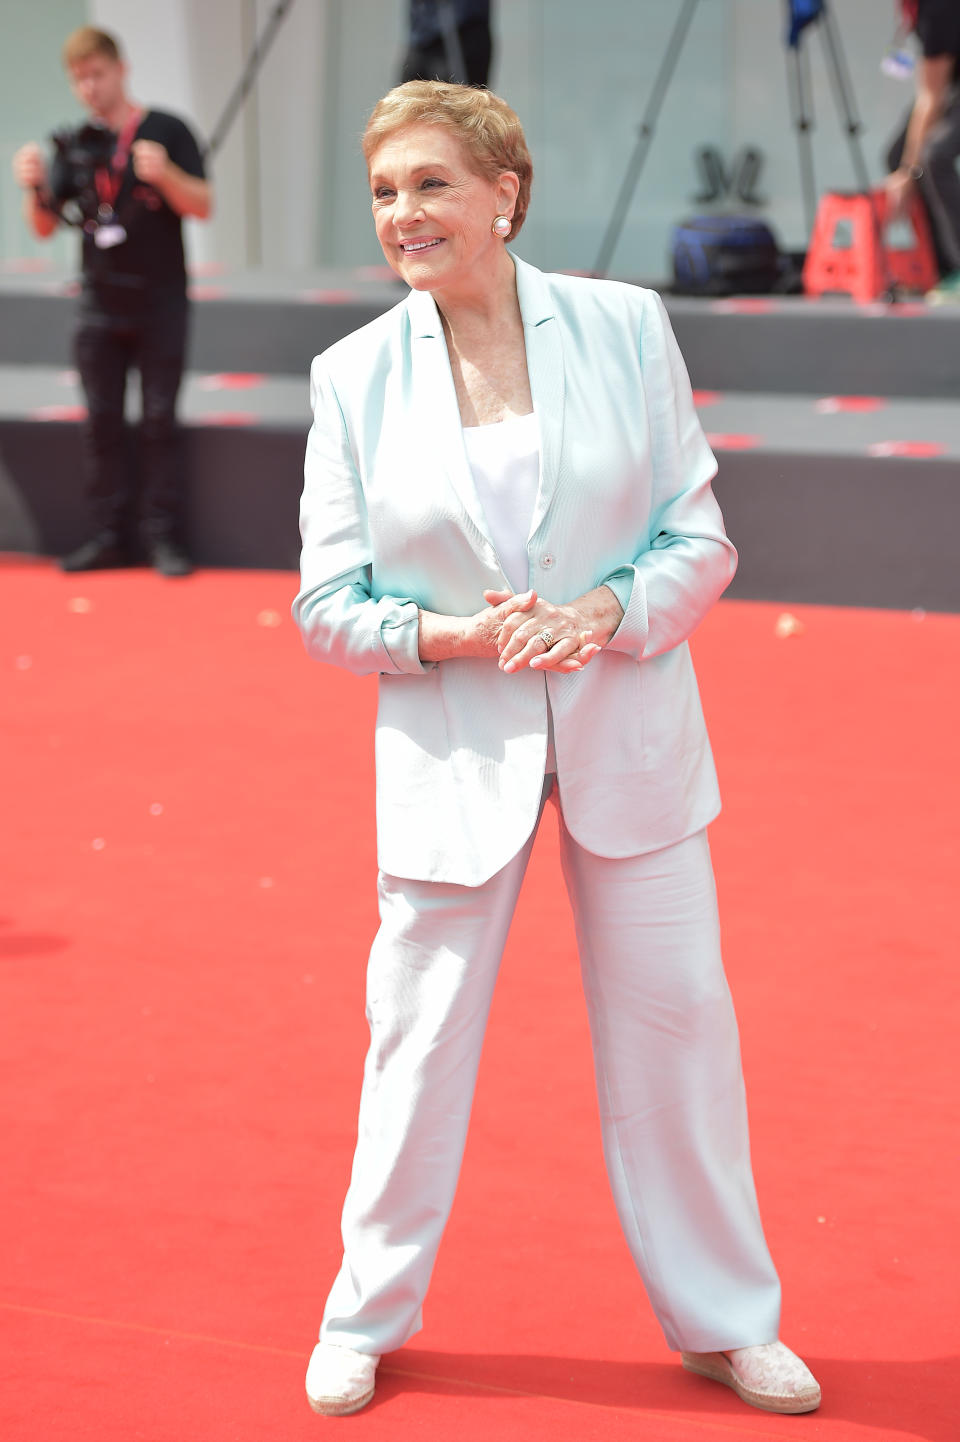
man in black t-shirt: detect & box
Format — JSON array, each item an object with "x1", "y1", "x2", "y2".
[
  {"x1": 885, "y1": 0, "x2": 960, "y2": 299},
  {"x1": 12, "y1": 26, "x2": 212, "y2": 574}
]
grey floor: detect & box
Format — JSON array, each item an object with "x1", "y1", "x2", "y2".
[{"x1": 1, "y1": 265, "x2": 958, "y2": 609}]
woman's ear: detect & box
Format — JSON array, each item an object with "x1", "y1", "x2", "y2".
[{"x1": 497, "y1": 170, "x2": 520, "y2": 219}]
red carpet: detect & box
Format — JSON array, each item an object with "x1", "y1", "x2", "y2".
[{"x1": 2, "y1": 561, "x2": 956, "y2": 1441}]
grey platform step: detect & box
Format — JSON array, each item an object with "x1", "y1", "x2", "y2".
[
  {"x1": 0, "y1": 267, "x2": 400, "y2": 375},
  {"x1": 3, "y1": 366, "x2": 957, "y2": 450},
  {"x1": 3, "y1": 266, "x2": 960, "y2": 396},
  {"x1": 2, "y1": 367, "x2": 958, "y2": 610},
  {"x1": 665, "y1": 293, "x2": 960, "y2": 399}
]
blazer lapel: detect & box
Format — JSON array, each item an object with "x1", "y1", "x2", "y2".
[
  {"x1": 403, "y1": 256, "x2": 566, "y2": 563},
  {"x1": 405, "y1": 287, "x2": 498, "y2": 556},
  {"x1": 515, "y1": 256, "x2": 565, "y2": 539}
]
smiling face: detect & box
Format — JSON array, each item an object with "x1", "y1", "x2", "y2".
[{"x1": 368, "y1": 123, "x2": 519, "y2": 301}]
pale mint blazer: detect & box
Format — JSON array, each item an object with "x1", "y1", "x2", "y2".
[{"x1": 293, "y1": 255, "x2": 737, "y2": 886}]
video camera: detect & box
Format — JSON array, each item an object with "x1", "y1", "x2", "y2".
[{"x1": 47, "y1": 121, "x2": 117, "y2": 224}]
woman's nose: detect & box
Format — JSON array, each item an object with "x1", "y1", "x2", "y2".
[{"x1": 393, "y1": 187, "x2": 424, "y2": 227}]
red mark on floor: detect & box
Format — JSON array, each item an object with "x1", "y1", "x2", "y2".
[
  {"x1": 705, "y1": 432, "x2": 762, "y2": 450},
  {"x1": 709, "y1": 298, "x2": 777, "y2": 315},
  {"x1": 815, "y1": 396, "x2": 887, "y2": 414},
  {"x1": 299, "y1": 289, "x2": 361, "y2": 304},
  {"x1": 186, "y1": 412, "x2": 258, "y2": 427},
  {"x1": 867, "y1": 440, "x2": 946, "y2": 458},
  {"x1": 197, "y1": 374, "x2": 266, "y2": 391},
  {"x1": 29, "y1": 404, "x2": 87, "y2": 422}
]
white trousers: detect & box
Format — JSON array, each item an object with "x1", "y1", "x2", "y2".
[{"x1": 320, "y1": 779, "x2": 781, "y2": 1355}]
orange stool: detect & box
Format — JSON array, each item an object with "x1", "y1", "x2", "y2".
[
  {"x1": 803, "y1": 188, "x2": 938, "y2": 302},
  {"x1": 870, "y1": 186, "x2": 939, "y2": 293}
]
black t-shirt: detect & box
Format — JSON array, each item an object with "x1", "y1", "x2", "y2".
[
  {"x1": 51, "y1": 109, "x2": 205, "y2": 306},
  {"x1": 916, "y1": 0, "x2": 960, "y2": 75}
]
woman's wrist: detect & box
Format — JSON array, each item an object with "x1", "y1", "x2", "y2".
[
  {"x1": 418, "y1": 608, "x2": 471, "y2": 662},
  {"x1": 582, "y1": 585, "x2": 625, "y2": 647}
]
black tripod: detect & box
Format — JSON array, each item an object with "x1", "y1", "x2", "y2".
[
  {"x1": 786, "y1": 0, "x2": 872, "y2": 237},
  {"x1": 593, "y1": 0, "x2": 875, "y2": 279}
]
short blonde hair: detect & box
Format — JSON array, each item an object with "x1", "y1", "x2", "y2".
[
  {"x1": 363, "y1": 81, "x2": 533, "y2": 241},
  {"x1": 63, "y1": 26, "x2": 122, "y2": 68}
]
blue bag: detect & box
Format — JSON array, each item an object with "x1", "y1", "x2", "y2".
[{"x1": 670, "y1": 214, "x2": 782, "y2": 296}]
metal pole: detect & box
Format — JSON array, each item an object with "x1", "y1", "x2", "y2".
[
  {"x1": 205, "y1": 0, "x2": 298, "y2": 160},
  {"x1": 593, "y1": 0, "x2": 700, "y2": 278},
  {"x1": 786, "y1": 39, "x2": 818, "y2": 237}
]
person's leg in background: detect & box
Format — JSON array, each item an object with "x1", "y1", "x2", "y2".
[
  {"x1": 400, "y1": 2, "x2": 492, "y2": 87},
  {"x1": 920, "y1": 94, "x2": 960, "y2": 293},
  {"x1": 67, "y1": 307, "x2": 133, "y2": 570},
  {"x1": 136, "y1": 298, "x2": 192, "y2": 576},
  {"x1": 887, "y1": 97, "x2": 960, "y2": 286}
]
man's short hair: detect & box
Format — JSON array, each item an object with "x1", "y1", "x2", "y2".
[{"x1": 62, "y1": 26, "x2": 122, "y2": 69}]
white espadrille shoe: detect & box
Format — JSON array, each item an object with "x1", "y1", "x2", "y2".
[
  {"x1": 305, "y1": 1342, "x2": 380, "y2": 1416},
  {"x1": 681, "y1": 1340, "x2": 821, "y2": 1414}
]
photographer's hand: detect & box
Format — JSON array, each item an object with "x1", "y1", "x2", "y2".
[
  {"x1": 13, "y1": 143, "x2": 47, "y2": 190},
  {"x1": 131, "y1": 139, "x2": 170, "y2": 187},
  {"x1": 132, "y1": 140, "x2": 212, "y2": 221},
  {"x1": 12, "y1": 143, "x2": 58, "y2": 239}
]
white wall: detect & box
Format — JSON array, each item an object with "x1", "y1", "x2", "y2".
[
  {"x1": 0, "y1": 0, "x2": 87, "y2": 267},
  {"x1": 0, "y1": 1, "x2": 918, "y2": 279},
  {"x1": 89, "y1": 0, "x2": 329, "y2": 272}
]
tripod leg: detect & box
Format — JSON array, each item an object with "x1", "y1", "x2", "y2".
[
  {"x1": 593, "y1": 0, "x2": 700, "y2": 277},
  {"x1": 818, "y1": 2, "x2": 872, "y2": 192},
  {"x1": 819, "y1": 2, "x2": 896, "y2": 295},
  {"x1": 786, "y1": 43, "x2": 818, "y2": 239},
  {"x1": 205, "y1": 0, "x2": 298, "y2": 160}
]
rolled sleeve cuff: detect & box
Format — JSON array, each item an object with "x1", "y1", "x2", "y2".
[
  {"x1": 380, "y1": 599, "x2": 436, "y2": 674},
  {"x1": 601, "y1": 564, "x2": 650, "y2": 660},
  {"x1": 601, "y1": 567, "x2": 634, "y2": 616}
]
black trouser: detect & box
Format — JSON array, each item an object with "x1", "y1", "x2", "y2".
[
  {"x1": 74, "y1": 291, "x2": 189, "y2": 549},
  {"x1": 401, "y1": 18, "x2": 492, "y2": 87},
  {"x1": 886, "y1": 88, "x2": 960, "y2": 277}
]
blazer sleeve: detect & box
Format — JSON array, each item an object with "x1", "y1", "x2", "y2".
[
  {"x1": 602, "y1": 290, "x2": 737, "y2": 661},
  {"x1": 292, "y1": 357, "x2": 434, "y2": 677}
]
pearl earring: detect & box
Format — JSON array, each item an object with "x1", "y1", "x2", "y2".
[{"x1": 491, "y1": 215, "x2": 512, "y2": 238}]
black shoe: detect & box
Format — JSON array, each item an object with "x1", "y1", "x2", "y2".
[
  {"x1": 59, "y1": 538, "x2": 127, "y2": 572},
  {"x1": 150, "y1": 540, "x2": 194, "y2": 577}
]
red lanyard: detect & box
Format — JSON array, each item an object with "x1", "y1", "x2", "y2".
[{"x1": 94, "y1": 108, "x2": 143, "y2": 211}]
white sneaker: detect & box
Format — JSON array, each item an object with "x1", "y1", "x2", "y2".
[
  {"x1": 681, "y1": 1340, "x2": 821, "y2": 1414},
  {"x1": 305, "y1": 1342, "x2": 380, "y2": 1416}
]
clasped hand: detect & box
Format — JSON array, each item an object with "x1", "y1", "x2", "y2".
[{"x1": 479, "y1": 588, "x2": 602, "y2": 674}]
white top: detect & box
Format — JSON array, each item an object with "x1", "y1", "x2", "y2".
[
  {"x1": 462, "y1": 411, "x2": 540, "y2": 594},
  {"x1": 463, "y1": 411, "x2": 556, "y2": 773}
]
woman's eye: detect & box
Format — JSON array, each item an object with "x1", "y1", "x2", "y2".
[
  {"x1": 421, "y1": 177, "x2": 446, "y2": 190},
  {"x1": 373, "y1": 187, "x2": 395, "y2": 201}
]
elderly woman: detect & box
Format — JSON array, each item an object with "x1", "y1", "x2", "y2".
[{"x1": 294, "y1": 81, "x2": 820, "y2": 1419}]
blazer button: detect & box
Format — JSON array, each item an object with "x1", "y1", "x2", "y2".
[{"x1": 540, "y1": 553, "x2": 555, "y2": 569}]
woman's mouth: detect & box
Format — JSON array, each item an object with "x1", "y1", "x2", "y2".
[{"x1": 400, "y1": 238, "x2": 444, "y2": 254}]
